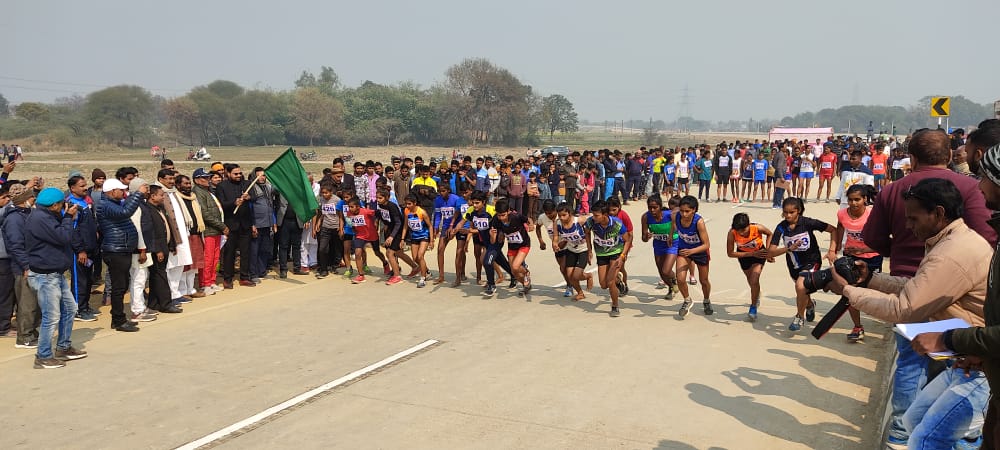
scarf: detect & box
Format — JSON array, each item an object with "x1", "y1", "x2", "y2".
[
  {"x1": 176, "y1": 189, "x2": 205, "y2": 233},
  {"x1": 155, "y1": 183, "x2": 193, "y2": 231}
]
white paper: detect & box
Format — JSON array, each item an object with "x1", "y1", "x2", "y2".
[{"x1": 893, "y1": 318, "x2": 972, "y2": 359}]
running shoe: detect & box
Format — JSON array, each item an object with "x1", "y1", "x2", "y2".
[
  {"x1": 484, "y1": 284, "x2": 497, "y2": 297},
  {"x1": 563, "y1": 287, "x2": 573, "y2": 297},
  {"x1": 679, "y1": 299, "x2": 693, "y2": 318},
  {"x1": 351, "y1": 275, "x2": 366, "y2": 284},
  {"x1": 664, "y1": 284, "x2": 675, "y2": 300},
  {"x1": 788, "y1": 316, "x2": 804, "y2": 332},
  {"x1": 805, "y1": 300, "x2": 816, "y2": 322},
  {"x1": 884, "y1": 436, "x2": 907, "y2": 450},
  {"x1": 364, "y1": 265, "x2": 373, "y2": 275},
  {"x1": 847, "y1": 326, "x2": 865, "y2": 342},
  {"x1": 747, "y1": 305, "x2": 758, "y2": 322},
  {"x1": 610, "y1": 306, "x2": 621, "y2": 317},
  {"x1": 417, "y1": 277, "x2": 426, "y2": 288},
  {"x1": 703, "y1": 301, "x2": 714, "y2": 315},
  {"x1": 655, "y1": 281, "x2": 666, "y2": 289},
  {"x1": 385, "y1": 276, "x2": 403, "y2": 285},
  {"x1": 383, "y1": 264, "x2": 391, "y2": 275},
  {"x1": 616, "y1": 273, "x2": 626, "y2": 294},
  {"x1": 508, "y1": 278, "x2": 518, "y2": 289},
  {"x1": 74, "y1": 311, "x2": 98, "y2": 322}
]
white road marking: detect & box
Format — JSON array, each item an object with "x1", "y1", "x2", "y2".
[{"x1": 175, "y1": 339, "x2": 440, "y2": 450}]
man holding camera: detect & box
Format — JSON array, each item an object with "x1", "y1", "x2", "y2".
[{"x1": 827, "y1": 177, "x2": 990, "y2": 449}]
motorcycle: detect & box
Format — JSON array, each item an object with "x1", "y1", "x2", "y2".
[
  {"x1": 299, "y1": 151, "x2": 318, "y2": 161},
  {"x1": 339, "y1": 153, "x2": 354, "y2": 163},
  {"x1": 191, "y1": 147, "x2": 212, "y2": 161}
]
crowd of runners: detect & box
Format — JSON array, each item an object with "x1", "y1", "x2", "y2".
[{"x1": 2, "y1": 123, "x2": 1000, "y2": 448}]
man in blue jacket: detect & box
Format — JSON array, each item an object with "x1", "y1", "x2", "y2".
[
  {"x1": 4, "y1": 182, "x2": 40, "y2": 349},
  {"x1": 66, "y1": 175, "x2": 100, "y2": 322},
  {"x1": 96, "y1": 177, "x2": 147, "y2": 332},
  {"x1": 25, "y1": 187, "x2": 87, "y2": 369}
]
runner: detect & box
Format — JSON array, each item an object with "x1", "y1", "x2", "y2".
[
  {"x1": 830, "y1": 185, "x2": 882, "y2": 341},
  {"x1": 584, "y1": 200, "x2": 632, "y2": 317},
  {"x1": 346, "y1": 198, "x2": 389, "y2": 284},
  {"x1": 554, "y1": 202, "x2": 594, "y2": 300},
  {"x1": 491, "y1": 198, "x2": 534, "y2": 295},
  {"x1": 607, "y1": 197, "x2": 634, "y2": 294},
  {"x1": 534, "y1": 200, "x2": 571, "y2": 296},
  {"x1": 375, "y1": 188, "x2": 416, "y2": 285},
  {"x1": 401, "y1": 194, "x2": 432, "y2": 288},
  {"x1": 641, "y1": 195, "x2": 677, "y2": 300},
  {"x1": 766, "y1": 197, "x2": 838, "y2": 332},
  {"x1": 432, "y1": 184, "x2": 465, "y2": 285},
  {"x1": 726, "y1": 213, "x2": 774, "y2": 321},
  {"x1": 714, "y1": 148, "x2": 732, "y2": 203},
  {"x1": 336, "y1": 187, "x2": 358, "y2": 277},
  {"x1": 676, "y1": 153, "x2": 690, "y2": 196},
  {"x1": 729, "y1": 152, "x2": 741, "y2": 203},
  {"x1": 751, "y1": 152, "x2": 769, "y2": 203},
  {"x1": 870, "y1": 149, "x2": 888, "y2": 193},
  {"x1": 673, "y1": 196, "x2": 713, "y2": 318},
  {"x1": 451, "y1": 191, "x2": 509, "y2": 295},
  {"x1": 663, "y1": 155, "x2": 676, "y2": 196},
  {"x1": 816, "y1": 145, "x2": 838, "y2": 202},
  {"x1": 798, "y1": 150, "x2": 815, "y2": 200},
  {"x1": 739, "y1": 156, "x2": 754, "y2": 202},
  {"x1": 448, "y1": 183, "x2": 473, "y2": 287}
]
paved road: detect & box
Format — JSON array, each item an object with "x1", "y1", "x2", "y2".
[{"x1": 0, "y1": 198, "x2": 891, "y2": 449}]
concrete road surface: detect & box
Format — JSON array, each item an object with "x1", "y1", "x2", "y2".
[{"x1": 0, "y1": 197, "x2": 892, "y2": 449}]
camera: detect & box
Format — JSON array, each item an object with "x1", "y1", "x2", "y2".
[{"x1": 801, "y1": 257, "x2": 863, "y2": 293}]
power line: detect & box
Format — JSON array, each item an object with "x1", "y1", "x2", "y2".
[
  {"x1": 0, "y1": 76, "x2": 185, "y2": 94},
  {"x1": 0, "y1": 84, "x2": 84, "y2": 94}
]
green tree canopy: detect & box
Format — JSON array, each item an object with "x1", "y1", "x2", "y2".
[
  {"x1": 84, "y1": 85, "x2": 154, "y2": 146},
  {"x1": 541, "y1": 94, "x2": 579, "y2": 139}
]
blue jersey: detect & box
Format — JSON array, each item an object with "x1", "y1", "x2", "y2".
[
  {"x1": 753, "y1": 160, "x2": 769, "y2": 181},
  {"x1": 337, "y1": 199, "x2": 353, "y2": 235},
  {"x1": 406, "y1": 208, "x2": 430, "y2": 240},
  {"x1": 433, "y1": 193, "x2": 465, "y2": 230},
  {"x1": 673, "y1": 212, "x2": 704, "y2": 251}
]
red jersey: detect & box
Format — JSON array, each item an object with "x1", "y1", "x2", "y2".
[
  {"x1": 818, "y1": 153, "x2": 838, "y2": 173},
  {"x1": 348, "y1": 208, "x2": 379, "y2": 241},
  {"x1": 870, "y1": 153, "x2": 887, "y2": 175},
  {"x1": 615, "y1": 210, "x2": 634, "y2": 232}
]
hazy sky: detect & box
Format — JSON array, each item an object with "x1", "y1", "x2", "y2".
[{"x1": 5, "y1": 0, "x2": 998, "y2": 122}]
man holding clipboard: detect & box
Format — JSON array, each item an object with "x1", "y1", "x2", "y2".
[
  {"x1": 825, "y1": 177, "x2": 990, "y2": 449},
  {"x1": 912, "y1": 140, "x2": 1000, "y2": 450}
]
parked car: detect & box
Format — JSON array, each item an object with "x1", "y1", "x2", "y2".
[{"x1": 539, "y1": 146, "x2": 570, "y2": 158}]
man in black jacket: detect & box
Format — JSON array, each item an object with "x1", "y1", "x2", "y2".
[
  {"x1": 215, "y1": 164, "x2": 257, "y2": 288},
  {"x1": 140, "y1": 185, "x2": 178, "y2": 314},
  {"x1": 26, "y1": 187, "x2": 86, "y2": 369}
]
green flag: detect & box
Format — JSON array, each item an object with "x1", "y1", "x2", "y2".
[{"x1": 265, "y1": 148, "x2": 318, "y2": 224}]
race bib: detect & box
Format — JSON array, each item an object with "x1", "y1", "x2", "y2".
[
  {"x1": 505, "y1": 232, "x2": 524, "y2": 244},
  {"x1": 440, "y1": 207, "x2": 455, "y2": 219},
  {"x1": 594, "y1": 236, "x2": 616, "y2": 248},
  {"x1": 755, "y1": 162, "x2": 765, "y2": 170},
  {"x1": 653, "y1": 234, "x2": 671, "y2": 242},
  {"x1": 737, "y1": 240, "x2": 758, "y2": 250},
  {"x1": 472, "y1": 217, "x2": 490, "y2": 231},
  {"x1": 719, "y1": 159, "x2": 729, "y2": 168},
  {"x1": 321, "y1": 203, "x2": 338, "y2": 214},
  {"x1": 820, "y1": 162, "x2": 832, "y2": 169},
  {"x1": 704, "y1": 161, "x2": 712, "y2": 168},
  {"x1": 407, "y1": 217, "x2": 422, "y2": 230},
  {"x1": 874, "y1": 163, "x2": 884, "y2": 170},
  {"x1": 350, "y1": 215, "x2": 366, "y2": 227},
  {"x1": 892, "y1": 160, "x2": 903, "y2": 169},
  {"x1": 680, "y1": 233, "x2": 700, "y2": 244},
  {"x1": 784, "y1": 233, "x2": 810, "y2": 252},
  {"x1": 378, "y1": 208, "x2": 390, "y2": 222}
]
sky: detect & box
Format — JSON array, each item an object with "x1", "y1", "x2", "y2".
[{"x1": 4, "y1": 0, "x2": 998, "y2": 122}]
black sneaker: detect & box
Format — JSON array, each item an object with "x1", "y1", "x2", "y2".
[
  {"x1": 703, "y1": 301, "x2": 714, "y2": 315},
  {"x1": 805, "y1": 301, "x2": 816, "y2": 322},
  {"x1": 610, "y1": 307, "x2": 621, "y2": 317},
  {"x1": 34, "y1": 357, "x2": 65, "y2": 369},
  {"x1": 279, "y1": 271, "x2": 287, "y2": 279},
  {"x1": 484, "y1": 284, "x2": 497, "y2": 297},
  {"x1": 112, "y1": 321, "x2": 140, "y2": 332},
  {"x1": 74, "y1": 311, "x2": 98, "y2": 322},
  {"x1": 15, "y1": 339, "x2": 38, "y2": 349},
  {"x1": 508, "y1": 279, "x2": 517, "y2": 289}
]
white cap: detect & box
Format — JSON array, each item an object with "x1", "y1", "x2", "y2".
[{"x1": 102, "y1": 179, "x2": 129, "y2": 192}]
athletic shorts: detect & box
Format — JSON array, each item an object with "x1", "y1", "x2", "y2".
[
  {"x1": 767, "y1": 176, "x2": 775, "y2": 182},
  {"x1": 677, "y1": 177, "x2": 689, "y2": 185},
  {"x1": 799, "y1": 172, "x2": 814, "y2": 179},
  {"x1": 653, "y1": 241, "x2": 677, "y2": 256},
  {"x1": 874, "y1": 174, "x2": 885, "y2": 181},
  {"x1": 819, "y1": 171, "x2": 834, "y2": 180},
  {"x1": 716, "y1": 172, "x2": 731, "y2": 184},
  {"x1": 596, "y1": 252, "x2": 621, "y2": 266},
  {"x1": 554, "y1": 249, "x2": 567, "y2": 259},
  {"x1": 738, "y1": 256, "x2": 767, "y2": 271},
  {"x1": 384, "y1": 234, "x2": 403, "y2": 251},
  {"x1": 564, "y1": 251, "x2": 588, "y2": 269},
  {"x1": 753, "y1": 180, "x2": 765, "y2": 185},
  {"x1": 407, "y1": 237, "x2": 430, "y2": 245},
  {"x1": 352, "y1": 237, "x2": 371, "y2": 249},
  {"x1": 790, "y1": 262, "x2": 822, "y2": 281},
  {"x1": 454, "y1": 231, "x2": 467, "y2": 241},
  {"x1": 507, "y1": 246, "x2": 530, "y2": 260},
  {"x1": 681, "y1": 251, "x2": 709, "y2": 266}
]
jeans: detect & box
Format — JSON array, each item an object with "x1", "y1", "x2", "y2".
[
  {"x1": 772, "y1": 186, "x2": 786, "y2": 208},
  {"x1": 27, "y1": 271, "x2": 76, "y2": 359},
  {"x1": 102, "y1": 252, "x2": 132, "y2": 326},
  {"x1": 277, "y1": 220, "x2": 302, "y2": 273},
  {"x1": 890, "y1": 333, "x2": 930, "y2": 441},
  {"x1": 904, "y1": 368, "x2": 990, "y2": 449},
  {"x1": 201, "y1": 235, "x2": 222, "y2": 288},
  {"x1": 250, "y1": 228, "x2": 273, "y2": 278},
  {"x1": 222, "y1": 228, "x2": 251, "y2": 282}
]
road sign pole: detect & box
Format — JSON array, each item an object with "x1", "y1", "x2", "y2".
[{"x1": 938, "y1": 117, "x2": 942, "y2": 129}]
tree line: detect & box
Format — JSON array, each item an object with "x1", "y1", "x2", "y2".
[{"x1": 0, "y1": 58, "x2": 580, "y2": 148}]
